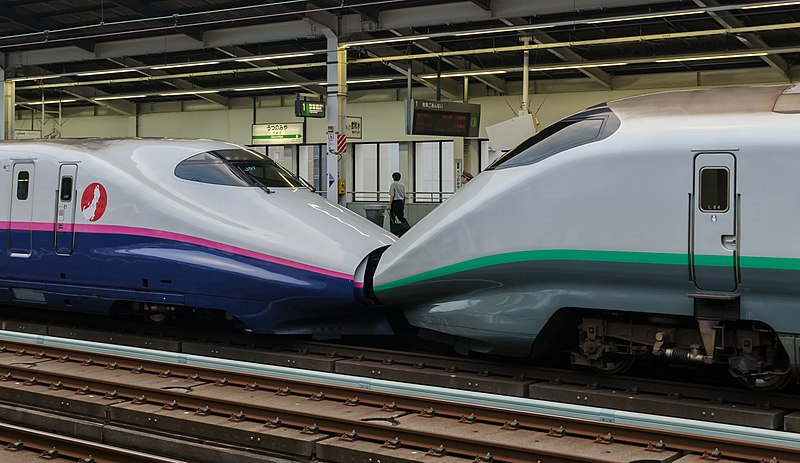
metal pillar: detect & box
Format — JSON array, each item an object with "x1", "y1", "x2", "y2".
[
  {"x1": 0, "y1": 69, "x2": 13, "y2": 140},
  {"x1": 324, "y1": 31, "x2": 347, "y2": 204}
]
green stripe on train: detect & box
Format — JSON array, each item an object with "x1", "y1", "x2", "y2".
[{"x1": 374, "y1": 250, "x2": 800, "y2": 292}]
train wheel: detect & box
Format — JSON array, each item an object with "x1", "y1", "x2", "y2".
[{"x1": 732, "y1": 368, "x2": 792, "y2": 391}]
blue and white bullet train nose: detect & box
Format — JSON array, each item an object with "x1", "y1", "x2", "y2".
[{"x1": 0, "y1": 138, "x2": 396, "y2": 335}]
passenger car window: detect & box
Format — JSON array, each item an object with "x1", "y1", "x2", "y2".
[
  {"x1": 699, "y1": 167, "x2": 729, "y2": 212},
  {"x1": 489, "y1": 105, "x2": 620, "y2": 170},
  {"x1": 60, "y1": 176, "x2": 73, "y2": 202},
  {"x1": 16, "y1": 171, "x2": 29, "y2": 200}
]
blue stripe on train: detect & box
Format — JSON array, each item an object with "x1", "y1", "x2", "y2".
[{"x1": 0, "y1": 230, "x2": 357, "y2": 334}]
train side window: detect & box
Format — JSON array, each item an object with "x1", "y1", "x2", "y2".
[
  {"x1": 16, "y1": 171, "x2": 30, "y2": 200},
  {"x1": 60, "y1": 176, "x2": 73, "y2": 202},
  {"x1": 699, "y1": 167, "x2": 729, "y2": 212}
]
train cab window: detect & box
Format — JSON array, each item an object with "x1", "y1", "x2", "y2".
[
  {"x1": 212, "y1": 149, "x2": 306, "y2": 188},
  {"x1": 16, "y1": 171, "x2": 30, "y2": 200},
  {"x1": 488, "y1": 105, "x2": 620, "y2": 170},
  {"x1": 60, "y1": 177, "x2": 73, "y2": 202},
  {"x1": 699, "y1": 167, "x2": 729, "y2": 212},
  {"x1": 175, "y1": 152, "x2": 251, "y2": 186},
  {"x1": 175, "y1": 149, "x2": 307, "y2": 188}
]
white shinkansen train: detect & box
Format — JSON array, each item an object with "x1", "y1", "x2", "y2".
[
  {"x1": 0, "y1": 138, "x2": 396, "y2": 335},
  {"x1": 368, "y1": 85, "x2": 800, "y2": 390}
]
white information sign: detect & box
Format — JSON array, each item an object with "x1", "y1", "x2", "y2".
[
  {"x1": 252, "y1": 123, "x2": 303, "y2": 145},
  {"x1": 345, "y1": 116, "x2": 362, "y2": 139}
]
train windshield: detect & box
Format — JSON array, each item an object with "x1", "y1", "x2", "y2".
[
  {"x1": 487, "y1": 105, "x2": 620, "y2": 170},
  {"x1": 175, "y1": 149, "x2": 307, "y2": 189}
]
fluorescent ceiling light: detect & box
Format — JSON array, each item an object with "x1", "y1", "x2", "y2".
[
  {"x1": 9, "y1": 75, "x2": 63, "y2": 82},
  {"x1": 232, "y1": 84, "x2": 301, "y2": 91},
  {"x1": 93, "y1": 94, "x2": 147, "y2": 101},
  {"x1": 741, "y1": 1, "x2": 800, "y2": 8},
  {"x1": 656, "y1": 52, "x2": 768, "y2": 62},
  {"x1": 454, "y1": 25, "x2": 553, "y2": 36},
  {"x1": 235, "y1": 52, "x2": 314, "y2": 62},
  {"x1": 319, "y1": 78, "x2": 395, "y2": 85},
  {"x1": 532, "y1": 62, "x2": 628, "y2": 71},
  {"x1": 16, "y1": 99, "x2": 77, "y2": 105},
  {"x1": 346, "y1": 36, "x2": 430, "y2": 47},
  {"x1": 76, "y1": 69, "x2": 139, "y2": 77},
  {"x1": 151, "y1": 61, "x2": 220, "y2": 70},
  {"x1": 158, "y1": 89, "x2": 220, "y2": 96},
  {"x1": 420, "y1": 70, "x2": 507, "y2": 78},
  {"x1": 587, "y1": 10, "x2": 704, "y2": 24}
]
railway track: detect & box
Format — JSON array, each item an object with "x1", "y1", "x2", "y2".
[
  {"x1": 0, "y1": 420, "x2": 184, "y2": 463},
  {"x1": 0, "y1": 330, "x2": 793, "y2": 463},
  {"x1": 4, "y1": 312, "x2": 797, "y2": 434}
]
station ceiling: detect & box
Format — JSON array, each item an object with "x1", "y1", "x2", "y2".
[{"x1": 3, "y1": 0, "x2": 800, "y2": 115}]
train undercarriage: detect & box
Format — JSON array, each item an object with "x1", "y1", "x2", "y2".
[{"x1": 570, "y1": 310, "x2": 794, "y2": 391}]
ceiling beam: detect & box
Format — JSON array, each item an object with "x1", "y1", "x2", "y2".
[
  {"x1": 390, "y1": 28, "x2": 506, "y2": 94},
  {"x1": 110, "y1": 0, "x2": 205, "y2": 42},
  {"x1": 694, "y1": 0, "x2": 789, "y2": 76},
  {"x1": 105, "y1": 58, "x2": 229, "y2": 108},
  {"x1": 24, "y1": 65, "x2": 135, "y2": 116}
]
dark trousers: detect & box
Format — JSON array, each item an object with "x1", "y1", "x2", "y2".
[{"x1": 389, "y1": 200, "x2": 406, "y2": 224}]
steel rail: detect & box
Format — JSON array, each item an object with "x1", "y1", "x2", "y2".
[
  {"x1": 0, "y1": 334, "x2": 792, "y2": 462},
  {"x1": 0, "y1": 420, "x2": 186, "y2": 463}
]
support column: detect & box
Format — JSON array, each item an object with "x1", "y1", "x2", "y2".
[
  {"x1": 1, "y1": 69, "x2": 14, "y2": 140},
  {"x1": 324, "y1": 31, "x2": 347, "y2": 204}
]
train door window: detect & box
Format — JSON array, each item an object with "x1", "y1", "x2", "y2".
[
  {"x1": 59, "y1": 176, "x2": 73, "y2": 201},
  {"x1": 699, "y1": 167, "x2": 729, "y2": 212},
  {"x1": 16, "y1": 171, "x2": 30, "y2": 200}
]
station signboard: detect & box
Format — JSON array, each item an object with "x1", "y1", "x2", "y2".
[{"x1": 252, "y1": 123, "x2": 304, "y2": 145}]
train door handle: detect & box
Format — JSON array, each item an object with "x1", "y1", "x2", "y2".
[{"x1": 721, "y1": 235, "x2": 736, "y2": 251}]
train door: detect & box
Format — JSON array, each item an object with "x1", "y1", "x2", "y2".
[
  {"x1": 9, "y1": 162, "x2": 35, "y2": 256},
  {"x1": 692, "y1": 153, "x2": 737, "y2": 291},
  {"x1": 55, "y1": 164, "x2": 78, "y2": 255}
]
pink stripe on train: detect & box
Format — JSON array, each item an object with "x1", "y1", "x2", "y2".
[{"x1": 1, "y1": 221, "x2": 354, "y2": 281}]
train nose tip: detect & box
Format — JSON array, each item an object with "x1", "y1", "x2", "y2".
[{"x1": 353, "y1": 245, "x2": 391, "y2": 305}]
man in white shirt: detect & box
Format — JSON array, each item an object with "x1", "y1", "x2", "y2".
[{"x1": 387, "y1": 171, "x2": 408, "y2": 234}]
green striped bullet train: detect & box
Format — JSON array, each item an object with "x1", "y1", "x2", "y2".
[{"x1": 367, "y1": 85, "x2": 800, "y2": 390}]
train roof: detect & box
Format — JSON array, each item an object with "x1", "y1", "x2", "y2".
[
  {"x1": 608, "y1": 84, "x2": 800, "y2": 120},
  {"x1": 0, "y1": 138, "x2": 239, "y2": 159}
]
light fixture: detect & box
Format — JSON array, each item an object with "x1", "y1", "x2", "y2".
[
  {"x1": 345, "y1": 35, "x2": 430, "y2": 47},
  {"x1": 158, "y1": 89, "x2": 220, "y2": 96},
  {"x1": 454, "y1": 25, "x2": 553, "y2": 36},
  {"x1": 76, "y1": 69, "x2": 140, "y2": 77},
  {"x1": 420, "y1": 70, "x2": 508, "y2": 78},
  {"x1": 235, "y1": 52, "x2": 314, "y2": 62},
  {"x1": 318, "y1": 78, "x2": 395, "y2": 85},
  {"x1": 9, "y1": 75, "x2": 63, "y2": 83},
  {"x1": 532, "y1": 62, "x2": 628, "y2": 71},
  {"x1": 655, "y1": 52, "x2": 768, "y2": 62},
  {"x1": 151, "y1": 61, "x2": 220, "y2": 70},
  {"x1": 15, "y1": 99, "x2": 77, "y2": 105},
  {"x1": 93, "y1": 94, "x2": 147, "y2": 101},
  {"x1": 741, "y1": 1, "x2": 800, "y2": 9},
  {"x1": 232, "y1": 84, "x2": 301, "y2": 91},
  {"x1": 587, "y1": 10, "x2": 704, "y2": 24}
]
